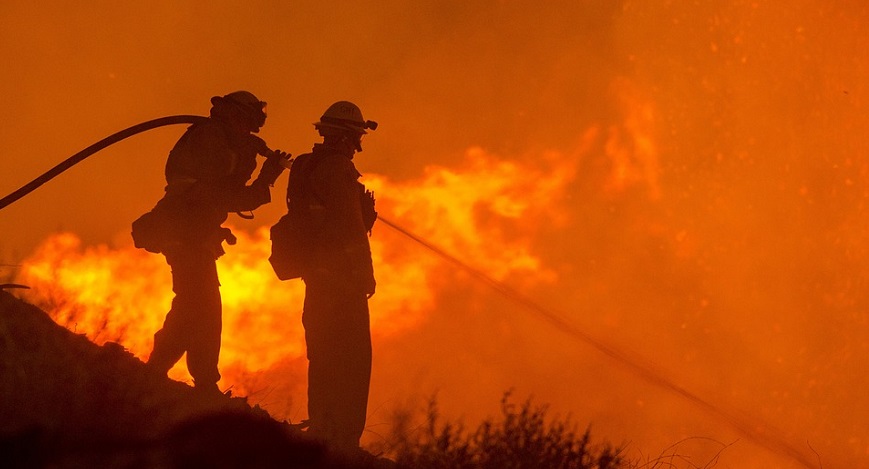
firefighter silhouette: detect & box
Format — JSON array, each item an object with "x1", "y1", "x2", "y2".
[
  {"x1": 135, "y1": 91, "x2": 287, "y2": 394},
  {"x1": 279, "y1": 101, "x2": 378, "y2": 449}
]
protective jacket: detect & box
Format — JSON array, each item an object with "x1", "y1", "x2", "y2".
[
  {"x1": 146, "y1": 116, "x2": 274, "y2": 389},
  {"x1": 287, "y1": 143, "x2": 375, "y2": 292},
  {"x1": 137, "y1": 117, "x2": 272, "y2": 256}
]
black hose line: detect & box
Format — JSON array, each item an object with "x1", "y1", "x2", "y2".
[
  {"x1": 0, "y1": 112, "x2": 815, "y2": 467},
  {"x1": 0, "y1": 115, "x2": 209, "y2": 211}
]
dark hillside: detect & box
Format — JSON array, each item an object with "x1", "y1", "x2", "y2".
[
  {"x1": 0, "y1": 290, "x2": 377, "y2": 468},
  {"x1": 0, "y1": 289, "x2": 625, "y2": 468}
]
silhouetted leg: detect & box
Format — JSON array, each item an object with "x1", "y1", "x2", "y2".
[
  {"x1": 148, "y1": 253, "x2": 195, "y2": 374},
  {"x1": 148, "y1": 297, "x2": 189, "y2": 375},
  {"x1": 332, "y1": 295, "x2": 371, "y2": 447},
  {"x1": 303, "y1": 283, "x2": 330, "y2": 441},
  {"x1": 180, "y1": 249, "x2": 222, "y2": 388},
  {"x1": 148, "y1": 248, "x2": 222, "y2": 389},
  {"x1": 303, "y1": 280, "x2": 372, "y2": 449}
]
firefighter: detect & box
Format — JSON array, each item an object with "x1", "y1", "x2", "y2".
[
  {"x1": 286, "y1": 101, "x2": 377, "y2": 449},
  {"x1": 142, "y1": 91, "x2": 287, "y2": 394}
]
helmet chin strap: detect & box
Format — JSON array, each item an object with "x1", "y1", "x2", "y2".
[
  {"x1": 323, "y1": 133, "x2": 361, "y2": 156},
  {"x1": 350, "y1": 135, "x2": 363, "y2": 153}
]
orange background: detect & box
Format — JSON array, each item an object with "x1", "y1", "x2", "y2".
[{"x1": 2, "y1": 2, "x2": 868, "y2": 467}]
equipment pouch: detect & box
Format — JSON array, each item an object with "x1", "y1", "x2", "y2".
[
  {"x1": 269, "y1": 213, "x2": 307, "y2": 280},
  {"x1": 131, "y1": 201, "x2": 179, "y2": 254}
]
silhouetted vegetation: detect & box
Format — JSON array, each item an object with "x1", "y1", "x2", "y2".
[
  {"x1": 379, "y1": 393, "x2": 623, "y2": 469},
  {"x1": 1, "y1": 291, "x2": 728, "y2": 468}
]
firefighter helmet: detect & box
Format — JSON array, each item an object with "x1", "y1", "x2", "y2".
[
  {"x1": 314, "y1": 101, "x2": 377, "y2": 135},
  {"x1": 211, "y1": 91, "x2": 267, "y2": 131}
]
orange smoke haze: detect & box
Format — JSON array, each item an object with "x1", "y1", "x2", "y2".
[
  {"x1": 15, "y1": 144, "x2": 578, "y2": 429},
  {"x1": 3, "y1": 2, "x2": 869, "y2": 467}
]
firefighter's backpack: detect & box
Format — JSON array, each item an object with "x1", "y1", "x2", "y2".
[
  {"x1": 269, "y1": 155, "x2": 322, "y2": 280},
  {"x1": 268, "y1": 211, "x2": 309, "y2": 280}
]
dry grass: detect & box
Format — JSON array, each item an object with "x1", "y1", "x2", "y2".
[
  {"x1": 374, "y1": 392, "x2": 623, "y2": 469},
  {"x1": 1, "y1": 291, "x2": 732, "y2": 468}
]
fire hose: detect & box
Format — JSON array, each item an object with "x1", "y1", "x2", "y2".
[
  {"x1": 0, "y1": 116, "x2": 816, "y2": 467},
  {"x1": 379, "y1": 215, "x2": 817, "y2": 468},
  {"x1": 0, "y1": 115, "x2": 213, "y2": 211}
]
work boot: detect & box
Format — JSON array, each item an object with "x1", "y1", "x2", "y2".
[{"x1": 193, "y1": 381, "x2": 225, "y2": 398}]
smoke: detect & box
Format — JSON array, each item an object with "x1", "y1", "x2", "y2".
[{"x1": 3, "y1": 1, "x2": 869, "y2": 467}]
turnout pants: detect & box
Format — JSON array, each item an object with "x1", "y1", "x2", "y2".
[
  {"x1": 302, "y1": 279, "x2": 372, "y2": 449},
  {"x1": 148, "y1": 247, "x2": 222, "y2": 387}
]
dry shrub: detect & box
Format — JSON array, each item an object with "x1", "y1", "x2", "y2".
[{"x1": 381, "y1": 392, "x2": 624, "y2": 469}]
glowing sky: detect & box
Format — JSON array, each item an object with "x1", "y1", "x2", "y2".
[{"x1": 2, "y1": 2, "x2": 868, "y2": 467}]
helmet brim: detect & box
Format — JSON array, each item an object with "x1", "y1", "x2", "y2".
[{"x1": 313, "y1": 121, "x2": 367, "y2": 134}]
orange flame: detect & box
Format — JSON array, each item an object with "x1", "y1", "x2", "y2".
[
  {"x1": 16, "y1": 139, "x2": 618, "y2": 413},
  {"x1": 2, "y1": 3, "x2": 866, "y2": 466}
]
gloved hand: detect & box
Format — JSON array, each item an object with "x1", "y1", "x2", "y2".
[
  {"x1": 255, "y1": 150, "x2": 289, "y2": 186},
  {"x1": 361, "y1": 189, "x2": 377, "y2": 232}
]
